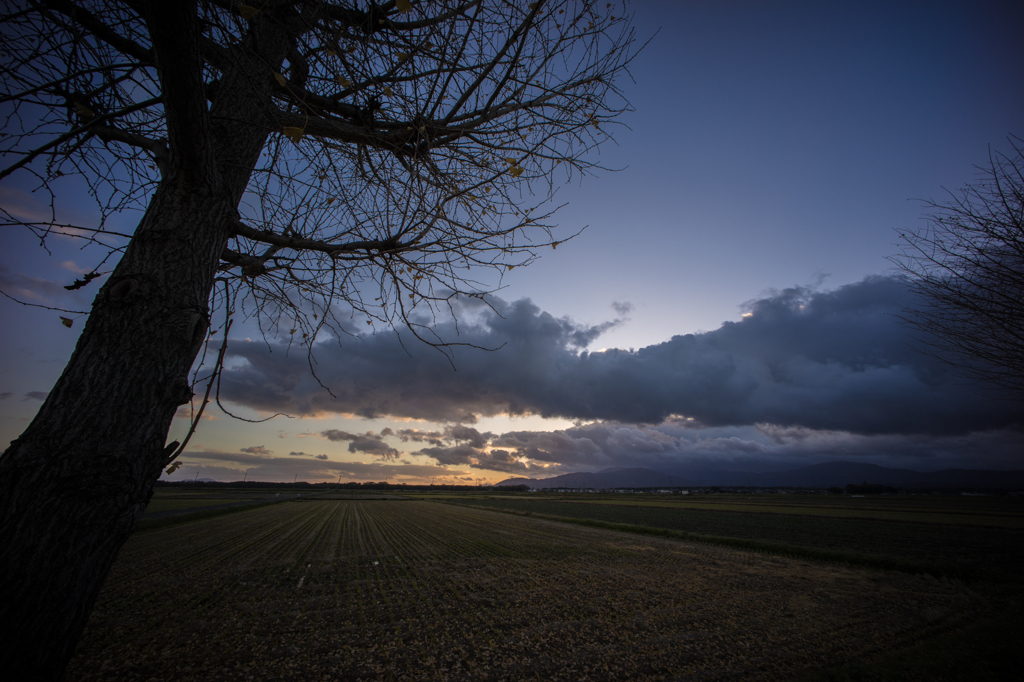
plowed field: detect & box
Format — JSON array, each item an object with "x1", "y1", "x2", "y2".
[{"x1": 66, "y1": 500, "x2": 977, "y2": 681}]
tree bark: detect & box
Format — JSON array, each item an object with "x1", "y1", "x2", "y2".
[
  {"x1": 0, "y1": 178, "x2": 234, "y2": 680},
  {"x1": 0, "y1": 3, "x2": 290, "y2": 678}
]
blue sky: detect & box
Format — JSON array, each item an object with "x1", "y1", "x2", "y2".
[{"x1": 2, "y1": 0, "x2": 1022, "y2": 484}]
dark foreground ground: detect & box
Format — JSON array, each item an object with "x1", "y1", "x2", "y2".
[{"x1": 65, "y1": 492, "x2": 1023, "y2": 681}]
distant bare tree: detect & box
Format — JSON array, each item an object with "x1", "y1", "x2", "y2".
[
  {"x1": 0, "y1": 1, "x2": 638, "y2": 677},
  {"x1": 894, "y1": 137, "x2": 1024, "y2": 397}
]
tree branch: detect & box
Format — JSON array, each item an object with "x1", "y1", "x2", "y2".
[
  {"x1": 0, "y1": 96, "x2": 162, "y2": 182},
  {"x1": 230, "y1": 218, "x2": 435, "y2": 257},
  {"x1": 93, "y1": 125, "x2": 169, "y2": 174},
  {"x1": 318, "y1": 0, "x2": 484, "y2": 33},
  {"x1": 144, "y1": 0, "x2": 215, "y2": 181},
  {"x1": 41, "y1": 0, "x2": 153, "y2": 63},
  {"x1": 165, "y1": 319, "x2": 234, "y2": 467}
]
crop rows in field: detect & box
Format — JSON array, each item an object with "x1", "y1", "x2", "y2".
[
  {"x1": 68, "y1": 501, "x2": 977, "y2": 681},
  {"x1": 143, "y1": 498, "x2": 258, "y2": 515},
  {"x1": 451, "y1": 498, "x2": 1024, "y2": 582}
]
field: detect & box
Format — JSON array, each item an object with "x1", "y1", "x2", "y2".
[
  {"x1": 440, "y1": 493, "x2": 1024, "y2": 582},
  {"x1": 141, "y1": 488, "x2": 295, "y2": 516},
  {"x1": 64, "y1": 493, "x2": 1022, "y2": 681}
]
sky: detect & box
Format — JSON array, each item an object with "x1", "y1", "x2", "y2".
[{"x1": 2, "y1": 0, "x2": 1023, "y2": 484}]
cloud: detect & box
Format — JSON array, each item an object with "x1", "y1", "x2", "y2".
[
  {"x1": 0, "y1": 186, "x2": 120, "y2": 243},
  {"x1": 240, "y1": 445, "x2": 272, "y2": 455},
  {"x1": 220, "y1": 297, "x2": 631, "y2": 423},
  {"x1": 24, "y1": 392, "x2": 48, "y2": 401},
  {"x1": 396, "y1": 428, "x2": 444, "y2": 445},
  {"x1": 319, "y1": 426, "x2": 493, "y2": 461},
  {"x1": 0, "y1": 392, "x2": 12, "y2": 400},
  {"x1": 413, "y1": 444, "x2": 534, "y2": 474},
  {"x1": 611, "y1": 301, "x2": 634, "y2": 317},
  {"x1": 286, "y1": 448, "x2": 325, "y2": 458},
  {"x1": 162, "y1": 449, "x2": 470, "y2": 482},
  {"x1": 435, "y1": 420, "x2": 1024, "y2": 475},
  {"x1": 320, "y1": 429, "x2": 400, "y2": 460},
  {"x1": 405, "y1": 424, "x2": 555, "y2": 474},
  {"x1": 321, "y1": 429, "x2": 358, "y2": 441},
  {"x1": 416, "y1": 444, "x2": 479, "y2": 466},
  {"x1": 60, "y1": 260, "x2": 91, "y2": 275},
  {"x1": 444, "y1": 424, "x2": 493, "y2": 448},
  {"x1": 0, "y1": 186, "x2": 55, "y2": 224},
  {"x1": 219, "y1": 277, "x2": 1022, "y2": 437},
  {"x1": 0, "y1": 264, "x2": 95, "y2": 306}
]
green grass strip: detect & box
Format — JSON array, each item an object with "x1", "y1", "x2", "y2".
[
  {"x1": 133, "y1": 498, "x2": 292, "y2": 533},
  {"x1": 442, "y1": 501, "x2": 973, "y2": 581}
]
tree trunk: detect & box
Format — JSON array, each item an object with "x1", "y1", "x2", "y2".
[
  {"x1": 0, "y1": 177, "x2": 235, "y2": 680},
  {"x1": 0, "y1": 3, "x2": 291, "y2": 676}
]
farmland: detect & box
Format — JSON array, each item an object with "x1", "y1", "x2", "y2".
[
  {"x1": 442, "y1": 493, "x2": 1024, "y2": 582},
  {"x1": 140, "y1": 488, "x2": 405, "y2": 519},
  {"x1": 65, "y1": 496, "x2": 1003, "y2": 681}
]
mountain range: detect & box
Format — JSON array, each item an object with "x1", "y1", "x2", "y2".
[{"x1": 495, "y1": 461, "x2": 1024, "y2": 490}]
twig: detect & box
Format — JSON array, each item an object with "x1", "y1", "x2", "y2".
[{"x1": 165, "y1": 318, "x2": 233, "y2": 468}]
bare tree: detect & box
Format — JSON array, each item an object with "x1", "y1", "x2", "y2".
[
  {"x1": 0, "y1": 1, "x2": 637, "y2": 676},
  {"x1": 894, "y1": 137, "x2": 1024, "y2": 396}
]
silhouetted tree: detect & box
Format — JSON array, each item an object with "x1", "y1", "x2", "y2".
[
  {"x1": 0, "y1": 1, "x2": 637, "y2": 677},
  {"x1": 894, "y1": 137, "x2": 1024, "y2": 398}
]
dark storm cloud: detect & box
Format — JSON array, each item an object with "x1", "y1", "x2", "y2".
[
  {"x1": 219, "y1": 277, "x2": 1021, "y2": 436},
  {"x1": 435, "y1": 421, "x2": 1024, "y2": 474},
  {"x1": 221, "y1": 296, "x2": 622, "y2": 423}
]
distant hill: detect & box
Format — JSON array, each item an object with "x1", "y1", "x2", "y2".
[{"x1": 496, "y1": 461, "x2": 1024, "y2": 490}]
